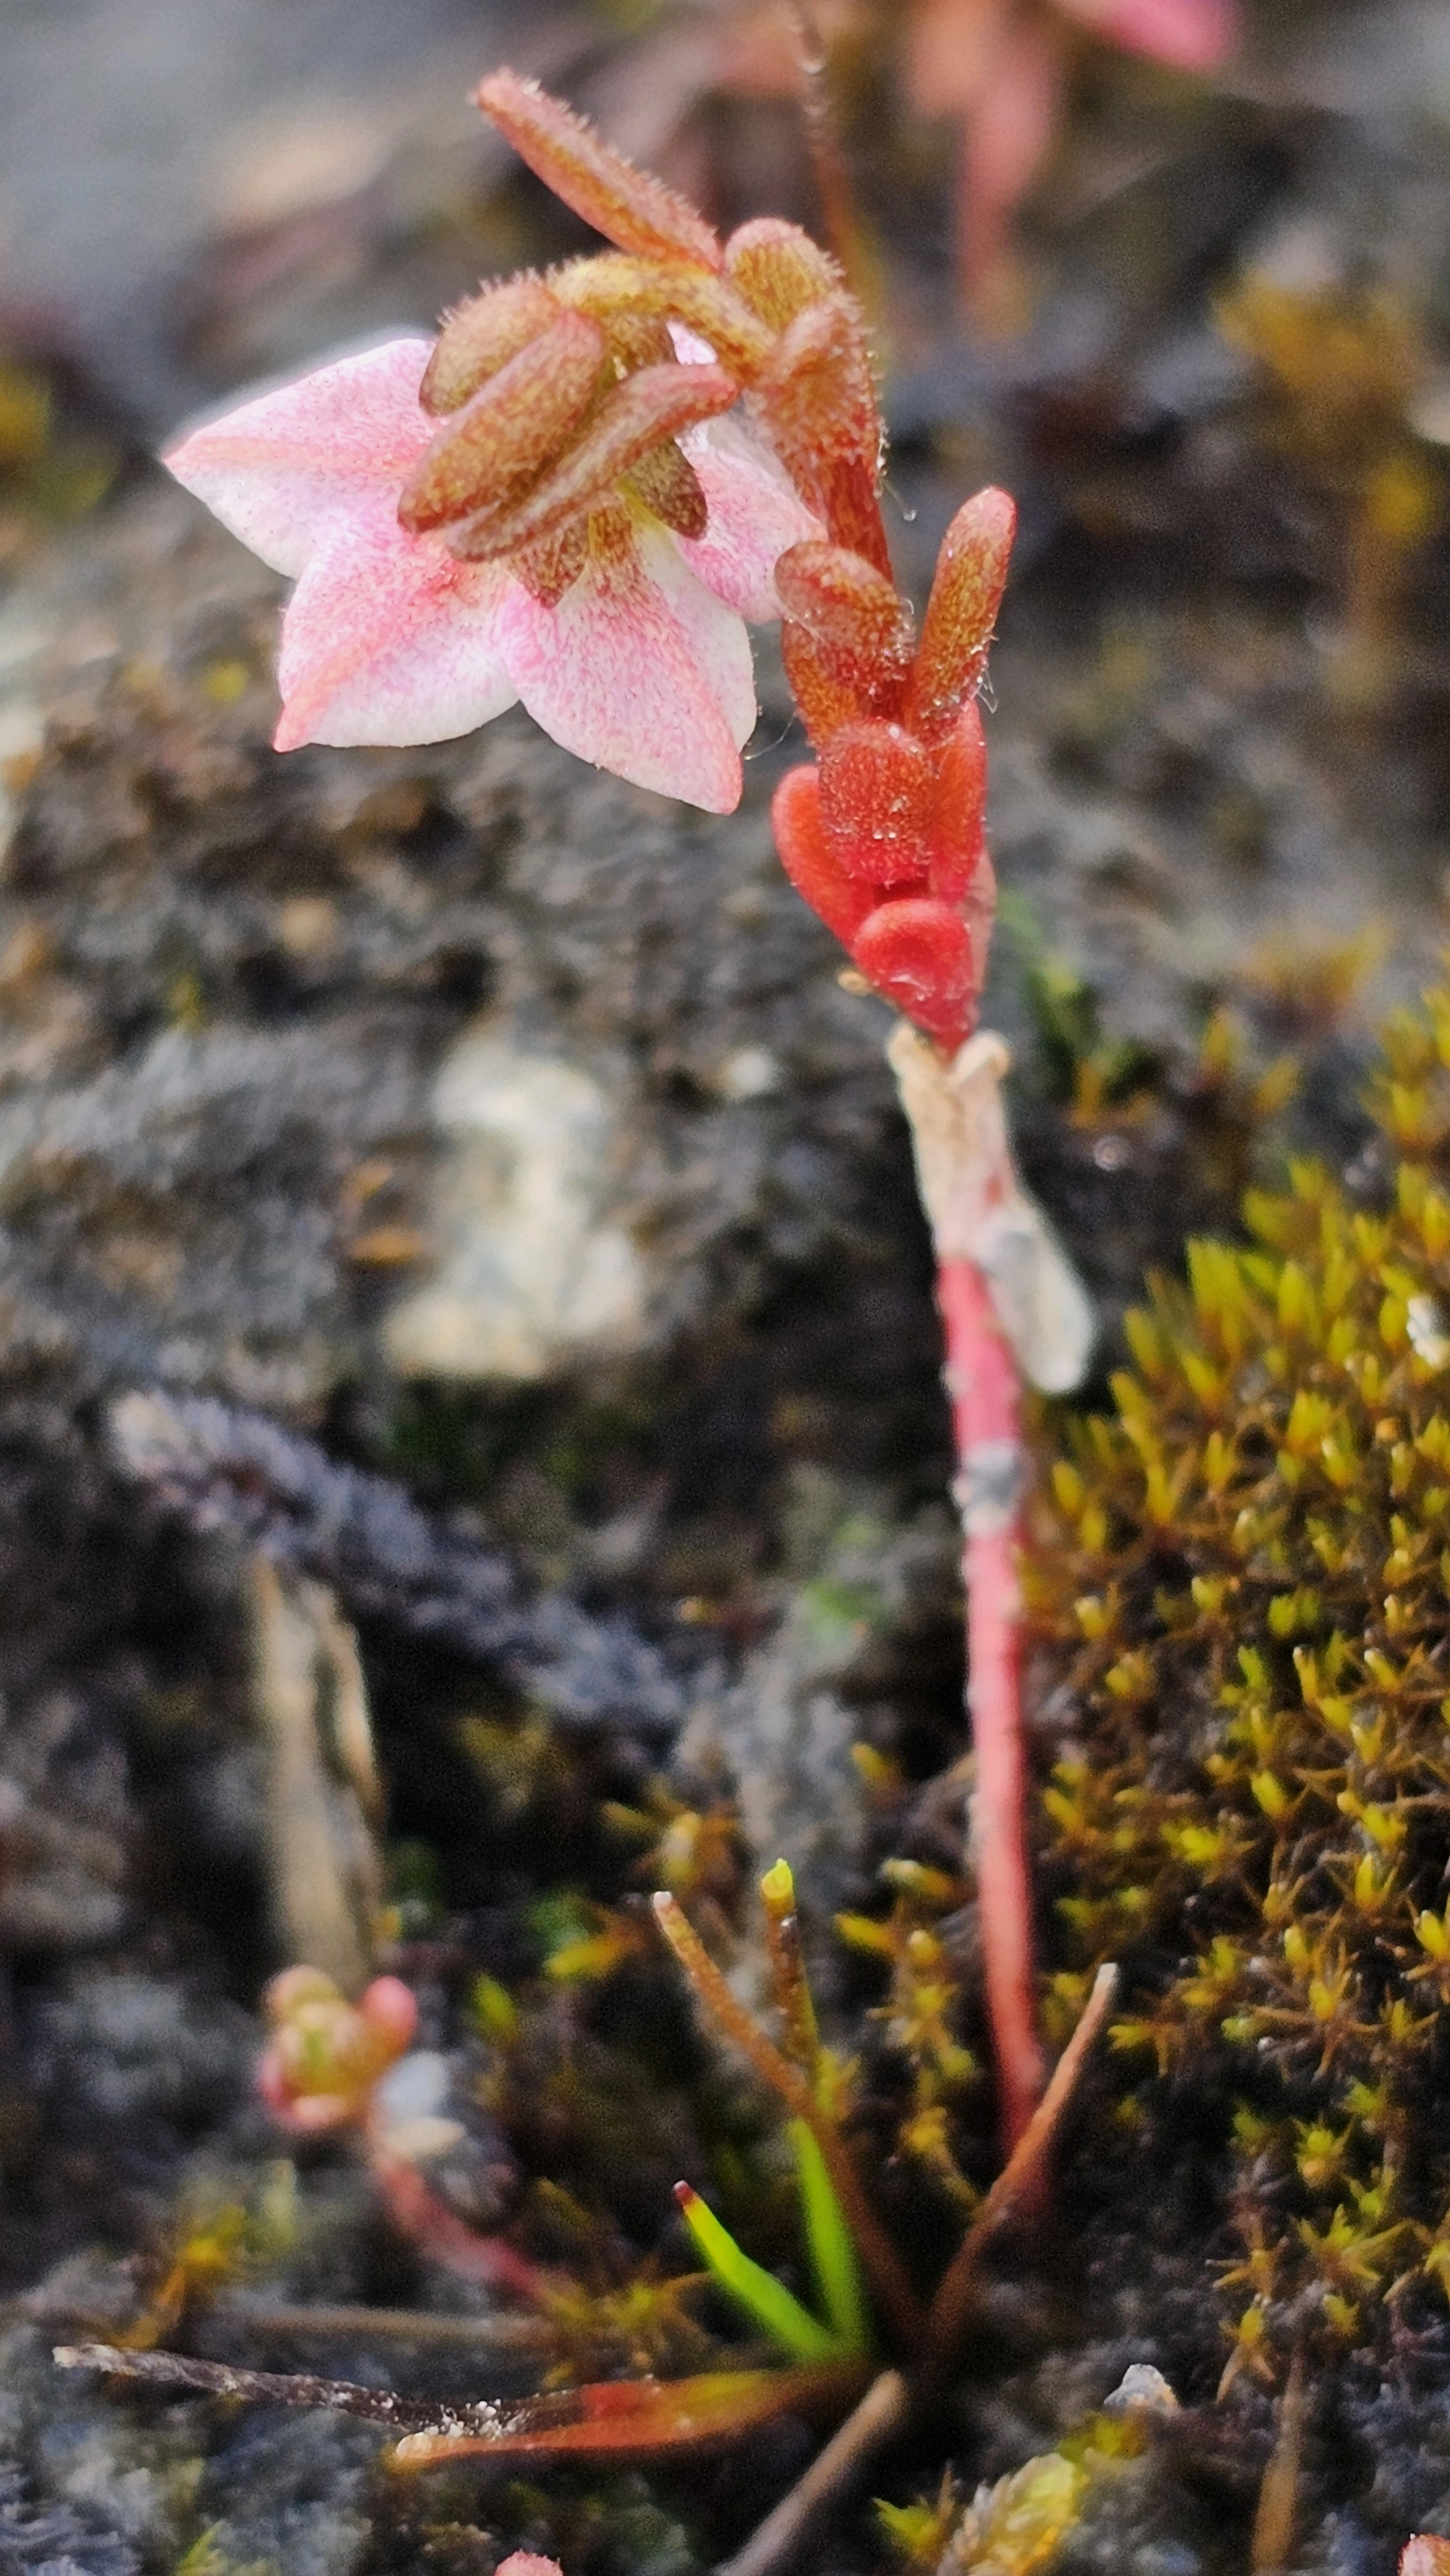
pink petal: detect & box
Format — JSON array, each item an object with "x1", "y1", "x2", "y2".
[
  {"x1": 1053, "y1": 0, "x2": 1236, "y2": 68},
  {"x1": 958, "y1": 15, "x2": 1066, "y2": 293},
  {"x1": 676, "y1": 414, "x2": 822, "y2": 620},
  {"x1": 496, "y1": 518, "x2": 749, "y2": 811},
  {"x1": 636, "y1": 523, "x2": 758, "y2": 751},
  {"x1": 163, "y1": 337, "x2": 436, "y2": 578},
  {"x1": 275, "y1": 494, "x2": 516, "y2": 751}
]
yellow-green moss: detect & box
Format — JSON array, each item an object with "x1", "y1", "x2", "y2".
[{"x1": 1032, "y1": 969, "x2": 1450, "y2": 2375}]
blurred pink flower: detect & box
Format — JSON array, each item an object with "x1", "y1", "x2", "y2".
[
  {"x1": 164, "y1": 336, "x2": 818, "y2": 813},
  {"x1": 905, "y1": 0, "x2": 1238, "y2": 311}
]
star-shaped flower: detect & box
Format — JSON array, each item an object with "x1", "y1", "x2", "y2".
[{"x1": 164, "y1": 334, "x2": 818, "y2": 812}]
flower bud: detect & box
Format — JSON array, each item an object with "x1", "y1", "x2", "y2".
[
  {"x1": 852, "y1": 898, "x2": 976, "y2": 1048},
  {"x1": 752, "y1": 298, "x2": 887, "y2": 572},
  {"x1": 725, "y1": 217, "x2": 842, "y2": 329},
  {"x1": 421, "y1": 274, "x2": 565, "y2": 415},
  {"x1": 819, "y1": 722, "x2": 934, "y2": 882},
  {"x1": 553, "y1": 254, "x2": 773, "y2": 381},
  {"x1": 773, "y1": 542, "x2": 914, "y2": 683},
  {"x1": 399, "y1": 312, "x2": 608, "y2": 535},
  {"x1": 908, "y1": 486, "x2": 1015, "y2": 742},
  {"x1": 925, "y1": 700, "x2": 988, "y2": 900},
  {"x1": 780, "y1": 621, "x2": 874, "y2": 749},
  {"x1": 477, "y1": 71, "x2": 724, "y2": 272},
  {"x1": 771, "y1": 764, "x2": 878, "y2": 947},
  {"x1": 446, "y1": 360, "x2": 738, "y2": 559}
]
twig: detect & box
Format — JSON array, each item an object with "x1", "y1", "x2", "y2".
[
  {"x1": 715, "y1": 2367, "x2": 909, "y2": 2576},
  {"x1": 52, "y1": 2342, "x2": 506, "y2": 2434},
  {"x1": 212, "y1": 2301, "x2": 555, "y2": 2353},
  {"x1": 922, "y1": 1962, "x2": 1118, "y2": 2377},
  {"x1": 1251, "y1": 2344, "x2": 1305, "y2": 2575},
  {"x1": 652, "y1": 1894, "x2": 926, "y2": 2349}
]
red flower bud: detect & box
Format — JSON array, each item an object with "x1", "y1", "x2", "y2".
[
  {"x1": 908, "y1": 486, "x2": 1015, "y2": 742},
  {"x1": 852, "y1": 898, "x2": 976, "y2": 1048},
  {"x1": 819, "y1": 722, "x2": 934, "y2": 882},
  {"x1": 771, "y1": 764, "x2": 878, "y2": 947},
  {"x1": 925, "y1": 699, "x2": 988, "y2": 900}
]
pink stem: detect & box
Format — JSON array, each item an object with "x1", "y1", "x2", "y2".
[
  {"x1": 936, "y1": 1254, "x2": 1042, "y2": 2152},
  {"x1": 368, "y1": 2146, "x2": 547, "y2": 2305}
]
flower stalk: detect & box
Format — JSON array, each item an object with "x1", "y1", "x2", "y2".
[{"x1": 161, "y1": 60, "x2": 1096, "y2": 2166}]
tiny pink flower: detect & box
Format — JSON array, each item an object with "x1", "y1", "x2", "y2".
[{"x1": 163, "y1": 336, "x2": 818, "y2": 813}]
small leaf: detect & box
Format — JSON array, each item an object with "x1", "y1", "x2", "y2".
[
  {"x1": 789, "y1": 2118, "x2": 871, "y2": 2354},
  {"x1": 674, "y1": 2183, "x2": 840, "y2": 2362}
]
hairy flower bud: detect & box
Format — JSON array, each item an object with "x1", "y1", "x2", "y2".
[
  {"x1": 552, "y1": 254, "x2": 773, "y2": 382},
  {"x1": 908, "y1": 486, "x2": 1016, "y2": 742},
  {"x1": 421, "y1": 274, "x2": 565, "y2": 415},
  {"x1": 926, "y1": 700, "x2": 988, "y2": 900},
  {"x1": 399, "y1": 310, "x2": 608, "y2": 534},
  {"x1": 724, "y1": 217, "x2": 843, "y2": 330},
  {"x1": 771, "y1": 763, "x2": 879, "y2": 946},
  {"x1": 852, "y1": 898, "x2": 976, "y2": 1048},
  {"x1": 476, "y1": 70, "x2": 724, "y2": 272},
  {"x1": 819, "y1": 721, "x2": 934, "y2": 882},
  {"x1": 445, "y1": 359, "x2": 738, "y2": 559},
  {"x1": 753, "y1": 298, "x2": 887, "y2": 573},
  {"x1": 773, "y1": 543, "x2": 914, "y2": 672}
]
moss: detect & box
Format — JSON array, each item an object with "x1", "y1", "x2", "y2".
[{"x1": 1031, "y1": 965, "x2": 1450, "y2": 2377}]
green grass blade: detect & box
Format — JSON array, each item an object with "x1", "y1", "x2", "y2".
[
  {"x1": 789, "y1": 2117, "x2": 871, "y2": 2355},
  {"x1": 674, "y1": 2184, "x2": 840, "y2": 2363}
]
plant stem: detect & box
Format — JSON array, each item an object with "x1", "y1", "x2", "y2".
[
  {"x1": 922, "y1": 1961, "x2": 1117, "y2": 2377},
  {"x1": 936, "y1": 1252, "x2": 1042, "y2": 2152},
  {"x1": 715, "y1": 2367, "x2": 910, "y2": 2576},
  {"x1": 652, "y1": 1893, "x2": 926, "y2": 2349}
]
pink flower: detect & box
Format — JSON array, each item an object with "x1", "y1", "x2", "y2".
[{"x1": 163, "y1": 336, "x2": 818, "y2": 813}]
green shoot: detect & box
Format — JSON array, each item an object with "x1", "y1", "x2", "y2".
[
  {"x1": 789, "y1": 2117, "x2": 871, "y2": 2355},
  {"x1": 673, "y1": 2184, "x2": 842, "y2": 2363}
]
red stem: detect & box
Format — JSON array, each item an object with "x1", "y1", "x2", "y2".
[{"x1": 936, "y1": 1255, "x2": 1042, "y2": 2152}]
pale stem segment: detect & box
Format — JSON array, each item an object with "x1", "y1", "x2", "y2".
[{"x1": 888, "y1": 1024, "x2": 1094, "y2": 2156}]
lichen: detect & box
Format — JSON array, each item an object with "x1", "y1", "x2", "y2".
[{"x1": 1031, "y1": 965, "x2": 1450, "y2": 2378}]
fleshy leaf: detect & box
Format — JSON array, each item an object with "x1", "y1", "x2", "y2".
[
  {"x1": 853, "y1": 898, "x2": 976, "y2": 1048},
  {"x1": 771, "y1": 764, "x2": 880, "y2": 946},
  {"x1": 819, "y1": 722, "x2": 934, "y2": 882}
]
